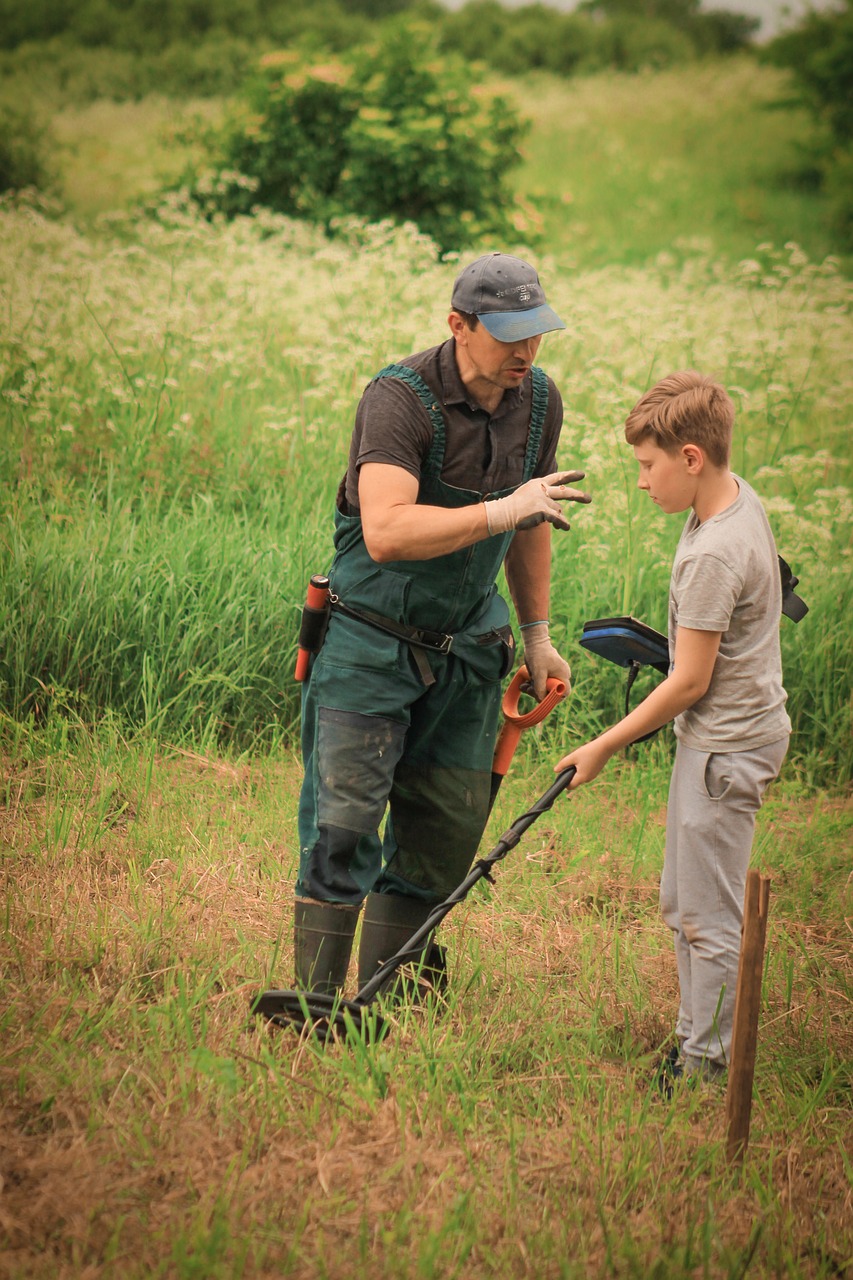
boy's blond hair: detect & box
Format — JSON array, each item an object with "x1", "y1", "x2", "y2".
[{"x1": 624, "y1": 371, "x2": 734, "y2": 468}]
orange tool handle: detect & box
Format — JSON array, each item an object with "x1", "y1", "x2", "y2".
[
  {"x1": 492, "y1": 665, "x2": 568, "y2": 778},
  {"x1": 295, "y1": 575, "x2": 331, "y2": 682}
]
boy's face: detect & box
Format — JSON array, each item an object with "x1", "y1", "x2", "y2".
[{"x1": 633, "y1": 440, "x2": 698, "y2": 514}]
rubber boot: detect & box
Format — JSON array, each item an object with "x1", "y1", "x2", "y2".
[
  {"x1": 293, "y1": 897, "x2": 359, "y2": 996},
  {"x1": 357, "y1": 892, "x2": 447, "y2": 1002}
]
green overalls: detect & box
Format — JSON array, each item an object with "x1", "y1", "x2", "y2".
[{"x1": 296, "y1": 363, "x2": 548, "y2": 905}]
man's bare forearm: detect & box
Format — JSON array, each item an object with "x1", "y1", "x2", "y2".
[{"x1": 504, "y1": 525, "x2": 552, "y2": 624}]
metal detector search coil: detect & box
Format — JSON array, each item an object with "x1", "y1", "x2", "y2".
[
  {"x1": 579, "y1": 616, "x2": 669, "y2": 674},
  {"x1": 580, "y1": 616, "x2": 669, "y2": 744}
]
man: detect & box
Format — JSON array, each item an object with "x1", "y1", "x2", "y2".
[{"x1": 295, "y1": 252, "x2": 590, "y2": 999}]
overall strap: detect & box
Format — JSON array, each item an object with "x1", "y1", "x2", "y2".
[
  {"x1": 523, "y1": 366, "x2": 549, "y2": 482},
  {"x1": 374, "y1": 364, "x2": 446, "y2": 481},
  {"x1": 375, "y1": 361, "x2": 549, "y2": 486}
]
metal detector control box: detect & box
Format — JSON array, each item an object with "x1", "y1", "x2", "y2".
[{"x1": 579, "y1": 616, "x2": 669, "y2": 674}]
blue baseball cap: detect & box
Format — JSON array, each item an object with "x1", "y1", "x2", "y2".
[{"x1": 451, "y1": 252, "x2": 566, "y2": 342}]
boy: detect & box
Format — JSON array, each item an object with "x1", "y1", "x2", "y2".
[{"x1": 556, "y1": 371, "x2": 790, "y2": 1086}]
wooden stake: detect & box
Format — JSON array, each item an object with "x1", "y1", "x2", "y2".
[{"x1": 726, "y1": 870, "x2": 772, "y2": 1164}]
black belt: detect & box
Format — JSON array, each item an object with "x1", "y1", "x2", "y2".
[{"x1": 329, "y1": 594, "x2": 453, "y2": 686}]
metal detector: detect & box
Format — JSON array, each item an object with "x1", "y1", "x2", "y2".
[{"x1": 251, "y1": 665, "x2": 570, "y2": 1044}]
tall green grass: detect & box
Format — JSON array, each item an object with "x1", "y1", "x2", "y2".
[
  {"x1": 1, "y1": 490, "x2": 308, "y2": 746},
  {"x1": 2, "y1": 183, "x2": 849, "y2": 781}
]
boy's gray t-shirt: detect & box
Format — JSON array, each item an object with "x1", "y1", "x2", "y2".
[{"x1": 669, "y1": 476, "x2": 791, "y2": 752}]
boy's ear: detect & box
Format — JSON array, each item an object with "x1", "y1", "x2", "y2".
[{"x1": 682, "y1": 443, "x2": 704, "y2": 472}]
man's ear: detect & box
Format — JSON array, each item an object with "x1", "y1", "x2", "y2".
[
  {"x1": 682, "y1": 443, "x2": 704, "y2": 473},
  {"x1": 448, "y1": 310, "x2": 468, "y2": 343}
]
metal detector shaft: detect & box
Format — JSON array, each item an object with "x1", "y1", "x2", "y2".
[{"x1": 355, "y1": 766, "x2": 576, "y2": 1006}]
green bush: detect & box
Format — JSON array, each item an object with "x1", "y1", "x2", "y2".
[
  {"x1": 436, "y1": 1, "x2": 511, "y2": 66},
  {"x1": 0, "y1": 33, "x2": 276, "y2": 103},
  {"x1": 187, "y1": 27, "x2": 530, "y2": 251},
  {"x1": 0, "y1": 0, "x2": 761, "y2": 102},
  {"x1": 0, "y1": 101, "x2": 55, "y2": 194},
  {"x1": 155, "y1": 35, "x2": 269, "y2": 99},
  {"x1": 438, "y1": 0, "x2": 754, "y2": 78},
  {"x1": 0, "y1": 0, "x2": 385, "y2": 54},
  {"x1": 0, "y1": 20, "x2": 373, "y2": 108},
  {"x1": 0, "y1": 0, "x2": 69, "y2": 48},
  {"x1": 580, "y1": 0, "x2": 758, "y2": 55}
]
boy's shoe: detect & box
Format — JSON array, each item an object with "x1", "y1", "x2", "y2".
[
  {"x1": 655, "y1": 1045, "x2": 726, "y2": 1099},
  {"x1": 682, "y1": 1054, "x2": 727, "y2": 1085},
  {"x1": 655, "y1": 1044, "x2": 686, "y2": 1100}
]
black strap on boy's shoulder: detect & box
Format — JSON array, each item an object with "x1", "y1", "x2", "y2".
[{"x1": 778, "y1": 556, "x2": 808, "y2": 622}]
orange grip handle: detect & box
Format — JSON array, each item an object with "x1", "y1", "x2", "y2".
[
  {"x1": 492, "y1": 722, "x2": 523, "y2": 778},
  {"x1": 492, "y1": 665, "x2": 568, "y2": 778}
]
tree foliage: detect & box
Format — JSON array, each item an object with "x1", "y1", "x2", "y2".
[
  {"x1": 438, "y1": 0, "x2": 755, "y2": 74},
  {"x1": 581, "y1": 0, "x2": 758, "y2": 49},
  {"x1": 0, "y1": 102, "x2": 55, "y2": 195},
  {"x1": 0, "y1": 0, "x2": 758, "y2": 67},
  {"x1": 0, "y1": 0, "x2": 375, "y2": 54},
  {"x1": 764, "y1": 0, "x2": 853, "y2": 147},
  {"x1": 763, "y1": 0, "x2": 853, "y2": 245}
]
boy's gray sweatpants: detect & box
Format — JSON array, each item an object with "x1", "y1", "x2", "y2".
[{"x1": 661, "y1": 736, "x2": 788, "y2": 1070}]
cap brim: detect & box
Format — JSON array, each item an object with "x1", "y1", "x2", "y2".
[{"x1": 478, "y1": 305, "x2": 566, "y2": 342}]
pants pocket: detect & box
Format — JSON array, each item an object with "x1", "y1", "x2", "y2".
[{"x1": 703, "y1": 751, "x2": 733, "y2": 801}]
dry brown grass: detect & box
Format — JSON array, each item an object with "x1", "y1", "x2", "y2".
[{"x1": 1, "y1": 747, "x2": 851, "y2": 1279}]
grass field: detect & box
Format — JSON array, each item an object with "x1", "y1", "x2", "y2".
[
  {"x1": 2, "y1": 731, "x2": 851, "y2": 1278},
  {"x1": 1, "y1": 53, "x2": 852, "y2": 1279}
]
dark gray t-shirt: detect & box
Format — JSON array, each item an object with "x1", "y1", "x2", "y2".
[
  {"x1": 340, "y1": 339, "x2": 563, "y2": 513},
  {"x1": 669, "y1": 476, "x2": 791, "y2": 752}
]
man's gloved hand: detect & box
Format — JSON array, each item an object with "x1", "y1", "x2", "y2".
[
  {"x1": 522, "y1": 623, "x2": 572, "y2": 701},
  {"x1": 485, "y1": 471, "x2": 591, "y2": 536}
]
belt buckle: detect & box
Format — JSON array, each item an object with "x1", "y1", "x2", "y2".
[{"x1": 438, "y1": 633, "x2": 453, "y2": 655}]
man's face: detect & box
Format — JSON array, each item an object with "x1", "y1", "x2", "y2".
[
  {"x1": 633, "y1": 440, "x2": 697, "y2": 514},
  {"x1": 450, "y1": 312, "x2": 543, "y2": 403}
]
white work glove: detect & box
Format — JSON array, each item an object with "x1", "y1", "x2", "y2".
[
  {"x1": 522, "y1": 623, "x2": 572, "y2": 701},
  {"x1": 485, "y1": 470, "x2": 590, "y2": 535}
]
